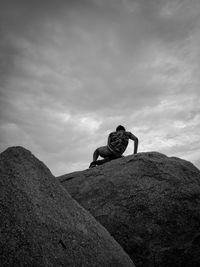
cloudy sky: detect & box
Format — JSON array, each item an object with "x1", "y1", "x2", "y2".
[{"x1": 1, "y1": 0, "x2": 200, "y2": 176}]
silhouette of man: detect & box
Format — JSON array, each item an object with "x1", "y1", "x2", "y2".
[{"x1": 89, "y1": 125, "x2": 138, "y2": 168}]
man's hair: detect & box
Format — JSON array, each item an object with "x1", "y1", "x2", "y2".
[{"x1": 116, "y1": 125, "x2": 126, "y2": 131}]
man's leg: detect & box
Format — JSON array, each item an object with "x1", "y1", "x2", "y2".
[
  {"x1": 95, "y1": 152, "x2": 123, "y2": 166},
  {"x1": 95, "y1": 157, "x2": 110, "y2": 166},
  {"x1": 89, "y1": 146, "x2": 113, "y2": 168},
  {"x1": 93, "y1": 148, "x2": 100, "y2": 162},
  {"x1": 89, "y1": 148, "x2": 100, "y2": 168},
  {"x1": 89, "y1": 148, "x2": 101, "y2": 168}
]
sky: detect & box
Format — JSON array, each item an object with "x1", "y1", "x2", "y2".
[{"x1": 0, "y1": 0, "x2": 200, "y2": 176}]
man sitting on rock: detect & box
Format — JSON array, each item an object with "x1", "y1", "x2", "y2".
[{"x1": 89, "y1": 125, "x2": 138, "y2": 168}]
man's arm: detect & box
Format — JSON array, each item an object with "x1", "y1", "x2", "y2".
[
  {"x1": 107, "y1": 133, "x2": 112, "y2": 147},
  {"x1": 128, "y1": 132, "x2": 138, "y2": 154}
]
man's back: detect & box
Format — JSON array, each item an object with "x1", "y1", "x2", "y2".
[{"x1": 108, "y1": 130, "x2": 132, "y2": 155}]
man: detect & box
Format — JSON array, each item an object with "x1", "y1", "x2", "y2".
[{"x1": 89, "y1": 125, "x2": 138, "y2": 168}]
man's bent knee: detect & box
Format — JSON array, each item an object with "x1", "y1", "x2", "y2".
[{"x1": 97, "y1": 146, "x2": 112, "y2": 158}]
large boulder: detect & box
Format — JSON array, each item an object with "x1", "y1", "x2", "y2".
[
  {"x1": 59, "y1": 152, "x2": 200, "y2": 267},
  {"x1": 0, "y1": 146, "x2": 135, "y2": 267}
]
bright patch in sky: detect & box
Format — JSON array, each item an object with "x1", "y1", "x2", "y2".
[{"x1": 80, "y1": 117, "x2": 101, "y2": 132}]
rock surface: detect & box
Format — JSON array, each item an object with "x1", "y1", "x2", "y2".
[
  {"x1": 59, "y1": 152, "x2": 200, "y2": 267},
  {"x1": 0, "y1": 146, "x2": 135, "y2": 267}
]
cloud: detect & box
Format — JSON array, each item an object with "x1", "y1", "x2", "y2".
[{"x1": 0, "y1": 0, "x2": 200, "y2": 175}]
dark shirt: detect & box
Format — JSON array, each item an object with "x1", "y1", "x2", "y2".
[{"x1": 108, "y1": 131, "x2": 133, "y2": 155}]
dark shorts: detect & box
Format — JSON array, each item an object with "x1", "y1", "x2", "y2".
[
  {"x1": 97, "y1": 146, "x2": 122, "y2": 160},
  {"x1": 90, "y1": 146, "x2": 122, "y2": 168}
]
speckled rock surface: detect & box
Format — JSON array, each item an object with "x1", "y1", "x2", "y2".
[
  {"x1": 59, "y1": 152, "x2": 200, "y2": 267},
  {"x1": 0, "y1": 146, "x2": 135, "y2": 267}
]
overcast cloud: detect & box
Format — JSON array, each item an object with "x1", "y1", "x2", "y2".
[{"x1": 0, "y1": 0, "x2": 200, "y2": 176}]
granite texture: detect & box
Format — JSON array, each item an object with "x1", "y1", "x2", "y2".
[
  {"x1": 0, "y1": 146, "x2": 135, "y2": 267},
  {"x1": 59, "y1": 152, "x2": 200, "y2": 267}
]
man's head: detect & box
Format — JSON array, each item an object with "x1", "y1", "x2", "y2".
[{"x1": 116, "y1": 125, "x2": 126, "y2": 131}]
